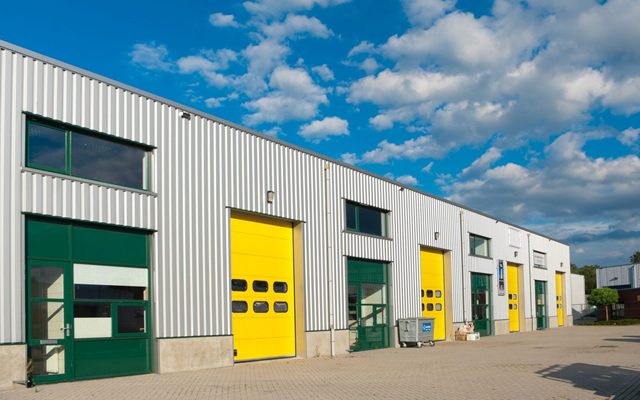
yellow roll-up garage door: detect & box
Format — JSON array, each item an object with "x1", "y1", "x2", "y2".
[
  {"x1": 507, "y1": 263, "x2": 520, "y2": 332},
  {"x1": 556, "y1": 272, "x2": 564, "y2": 327},
  {"x1": 420, "y1": 248, "x2": 446, "y2": 341},
  {"x1": 230, "y1": 212, "x2": 295, "y2": 361}
]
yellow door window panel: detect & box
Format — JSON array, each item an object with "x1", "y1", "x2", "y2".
[
  {"x1": 420, "y1": 248, "x2": 446, "y2": 341},
  {"x1": 230, "y1": 212, "x2": 295, "y2": 361},
  {"x1": 507, "y1": 264, "x2": 520, "y2": 332},
  {"x1": 556, "y1": 272, "x2": 564, "y2": 327}
]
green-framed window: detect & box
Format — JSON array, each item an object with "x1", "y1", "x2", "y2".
[
  {"x1": 469, "y1": 233, "x2": 491, "y2": 258},
  {"x1": 345, "y1": 200, "x2": 389, "y2": 237},
  {"x1": 26, "y1": 117, "x2": 152, "y2": 191}
]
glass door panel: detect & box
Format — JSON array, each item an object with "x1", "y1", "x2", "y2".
[
  {"x1": 535, "y1": 280, "x2": 547, "y2": 330},
  {"x1": 28, "y1": 261, "x2": 72, "y2": 384},
  {"x1": 471, "y1": 273, "x2": 492, "y2": 337}
]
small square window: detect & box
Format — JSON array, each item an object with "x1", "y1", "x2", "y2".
[
  {"x1": 232, "y1": 300, "x2": 248, "y2": 313},
  {"x1": 470, "y1": 234, "x2": 491, "y2": 257},
  {"x1": 435, "y1": 290, "x2": 442, "y2": 298},
  {"x1": 253, "y1": 301, "x2": 269, "y2": 313},
  {"x1": 426, "y1": 290, "x2": 434, "y2": 298},
  {"x1": 253, "y1": 280, "x2": 268, "y2": 292},
  {"x1": 435, "y1": 303, "x2": 442, "y2": 311},
  {"x1": 231, "y1": 279, "x2": 247, "y2": 292},
  {"x1": 427, "y1": 303, "x2": 434, "y2": 311},
  {"x1": 274, "y1": 302, "x2": 288, "y2": 313},
  {"x1": 273, "y1": 282, "x2": 288, "y2": 293}
]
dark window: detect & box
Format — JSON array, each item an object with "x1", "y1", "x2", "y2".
[
  {"x1": 421, "y1": 289, "x2": 424, "y2": 297},
  {"x1": 253, "y1": 280, "x2": 268, "y2": 292},
  {"x1": 71, "y1": 132, "x2": 147, "y2": 189},
  {"x1": 346, "y1": 201, "x2": 357, "y2": 230},
  {"x1": 27, "y1": 122, "x2": 66, "y2": 172},
  {"x1": 427, "y1": 303, "x2": 434, "y2": 311},
  {"x1": 232, "y1": 301, "x2": 248, "y2": 313},
  {"x1": 470, "y1": 234, "x2": 491, "y2": 257},
  {"x1": 421, "y1": 303, "x2": 425, "y2": 311},
  {"x1": 426, "y1": 290, "x2": 434, "y2": 298},
  {"x1": 117, "y1": 305, "x2": 146, "y2": 334},
  {"x1": 345, "y1": 200, "x2": 388, "y2": 237},
  {"x1": 75, "y1": 284, "x2": 145, "y2": 300},
  {"x1": 274, "y1": 302, "x2": 288, "y2": 313},
  {"x1": 509, "y1": 304, "x2": 513, "y2": 310},
  {"x1": 232, "y1": 279, "x2": 247, "y2": 292},
  {"x1": 26, "y1": 117, "x2": 150, "y2": 190},
  {"x1": 74, "y1": 302, "x2": 111, "y2": 318},
  {"x1": 273, "y1": 282, "x2": 288, "y2": 293},
  {"x1": 253, "y1": 301, "x2": 269, "y2": 313},
  {"x1": 508, "y1": 294, "x2": 513, "y2": 300}
]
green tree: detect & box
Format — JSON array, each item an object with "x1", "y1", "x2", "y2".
[
  {"x1": 571, "y1": 265, "x2": 597, "y2": 294},
  {"x1": 630, "y1": 250, "x2": 640, "y2": 264},
  {"x1": 588, "y1": 288, "x2": 619, "y2": 321}
]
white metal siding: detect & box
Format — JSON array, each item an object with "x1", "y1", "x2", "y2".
[{"x1": 0, "y1": 43, "x2": 572, "y2": 343}]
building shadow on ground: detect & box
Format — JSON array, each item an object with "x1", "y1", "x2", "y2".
[
  {"x1": 536, "y1": 363, "x2": 640, "y2": 398},
  {"x1": 604, "y1": 336, "x2": 640, "y2": 344}
]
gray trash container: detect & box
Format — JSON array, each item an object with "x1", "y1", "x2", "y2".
[{"x1": 398, "y1": 318, "x2": 435, "y2": 348}]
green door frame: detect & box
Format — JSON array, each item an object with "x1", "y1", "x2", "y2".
[
  {"x1": 26, "y1": 259, "x2": 74, "y2": 384},
  {"x1": 535, "y1": 280, "x2": 548, "y2": 330},
  {"x1": 347, "y1": 258, "x2": 390, "y2": 351},
  {"x1": 471, "y1": 272, "x2": 492, "y2": 337}
]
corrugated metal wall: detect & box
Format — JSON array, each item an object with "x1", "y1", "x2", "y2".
[
  {"x1": 597, "y1": 265, "x2": 635, "y2": 288},
  {"x1": 0, "y1": 43, "x2": 571, "y2": 344}
]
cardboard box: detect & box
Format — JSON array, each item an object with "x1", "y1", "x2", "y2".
[{"x1": 466, "y1": 332, "x2": 480, "y2": 341}]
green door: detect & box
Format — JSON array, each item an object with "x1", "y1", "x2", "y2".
[
  {"x1": 347, "y1": 259, "x2": 389, "y2": 351},
  {"x1": 535, "y1": 280, "x2": 547, "y2": 330},
  {"x1": 471, "y1": 273, "x2": 492, "y2": 337},
  {"x1": 27, "y1": 260, "x2": 73, "y2": 384},
  {"x1": 26, "y1": 217, "x2": 152, "y2": 383}
]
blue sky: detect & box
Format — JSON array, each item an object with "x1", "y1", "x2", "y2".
[{"x1": 2, "y1": 0, "x2": 640, "y2": 267}]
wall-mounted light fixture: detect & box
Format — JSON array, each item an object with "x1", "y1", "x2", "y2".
[
  {"x1": 514, "y1": 251, "x2": 518, "y2": 258},
  {"x1": 399, "y1": 187, "x2": 405, "y2": 192},
  {"x1": 266, "y1": 190, "x2": 275, "y2": 204},
  {"x1": 434, "y1": 232, "x2": 440, "y2": 240},
  {"x1": 560, "y1": 262, "x2": 564, "y2": 268},
  {"x1": 181, "y1": 112, "x2": 191, "y2": 120}
]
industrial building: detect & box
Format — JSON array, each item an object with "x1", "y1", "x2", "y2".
[
  {"x1": 0, "y1": 40, "x2": 572, "y2": 388},
  {"x1": 596, "y1": 264, "x2": 640, "y2": 319}
]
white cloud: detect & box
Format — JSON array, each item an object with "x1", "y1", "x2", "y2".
[
  {"x1": 360, "y1": 57, "x2": 379, "y2": 74},
  {"x1": 348, "y1": 40, "x2": 376, "y2": 57},
  {"x1": 619, "y1": 128, "x2": 640, "y2": 147},
  {"x1": 209, "y1": 12, "x2": 240, "y2": 28},
  {"x1": 458, "y1": 147, "x2": 501, "y2": 178},
  {"x1": 176, "y1": 49, "x2": 237, "y2": 88},
  {"x1": 243, "y1": 0, "x2": 350, "y2": 18},
  {"x1": 444, "y1": 132, "x2": 640, "y2": 239},
  {"x1": 299, "y1": 116, "x2": 349, "y2": 142},
  {"x1": 369, "y1": 114, "x2": 394, "y2": 131},
  {"x1": 397, "y1": 175, "x2": 419, "y2": 185},
  {"x1": 348, "y1": 69, "x2": 469, "y2": 107},
  {"x1": 243, "y1": 66, "x2": 328, "y2": 125},
  {"x1": 312, "y1": 64, "x2": 334, "y2": 81},
  {"x1": 130, "y1": 43, "x2": 172, "y2": 71},
  {"x1": 359, "y1": 135, "x2": 444, "y2": 164},
  {"x1": 401, "y1": 0, "x2": 456, "y2": 27},
  {"x1": 205, "y1": 97, "x2": 224, "y2": 108},
  {"x1": 341, "y1": 152, "x2": 360, "y2": 164},
  {"x1": 262, "y1": 14, "x2": 333, "y2": 40},
  {"x1": 422, "y1": 161, "x2": 434, "y2": 173},
  {"x1": 239, "y1": 40, "x2": 290, "y2": 96}
]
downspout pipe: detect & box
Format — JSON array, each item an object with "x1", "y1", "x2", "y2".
[
  {"x1": 459, "y1": 210, "x2": 466, "y2": 322},
  {"x1": 527, "y1": 233, "x2": 534, "y2": 330},
  {"x1": 324, "y1": 163, "x2": 336, "y2": 357}
]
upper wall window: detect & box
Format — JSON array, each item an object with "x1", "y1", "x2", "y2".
[
  {"x1": 345, "y1": 200, "x2": 388, "y2": 237},
  {"x1": 26, "y1": 118, "x2": 151, "y2": 190},
  {"x1": 469, "y1": 233, "x2": 491, "y2": 258},
  {"x1": 533, "y1": 251, "x2": 547, "y2": 269}
]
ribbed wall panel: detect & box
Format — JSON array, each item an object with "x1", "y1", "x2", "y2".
[{"x1": 0, "y1": 43, "x2": 572, "y2": 344}]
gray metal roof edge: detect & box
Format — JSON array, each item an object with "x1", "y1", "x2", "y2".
[
  {"x1": 598, "y1": 263, "x2": 638, "y2": 269},
  {"x1": 0, "y1": 39, "x2": 568, "y2": 246}
]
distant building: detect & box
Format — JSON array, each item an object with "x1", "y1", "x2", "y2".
[{"x1": 596, "y1": 264, "x2": 640, "y2": 319}]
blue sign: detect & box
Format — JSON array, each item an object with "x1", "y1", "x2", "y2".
[{"x1": 422, "y1": 322, "x2": 432, "y2": 333}]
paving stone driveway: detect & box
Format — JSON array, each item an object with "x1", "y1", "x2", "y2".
[{"x1": 2, "y1": 325, "x2": 640, "y2": 400}]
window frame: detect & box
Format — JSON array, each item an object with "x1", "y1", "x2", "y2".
[
  {"x1": 469, "y1": 233, "x2": 492, "y2": 258},
  {"x1": 25, "y1": 115, "x2": 153, "y2": 191},
  {"x1": 344, "y1": 200, "x2": 389, "y2": 238},
  {"x1": 533, "y1": 251, "x2": 547, "y2": 269}
]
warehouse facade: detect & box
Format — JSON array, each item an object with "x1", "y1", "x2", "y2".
[{"x1": 0, "y1": 40, "x2": 572, "y2": 388}]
